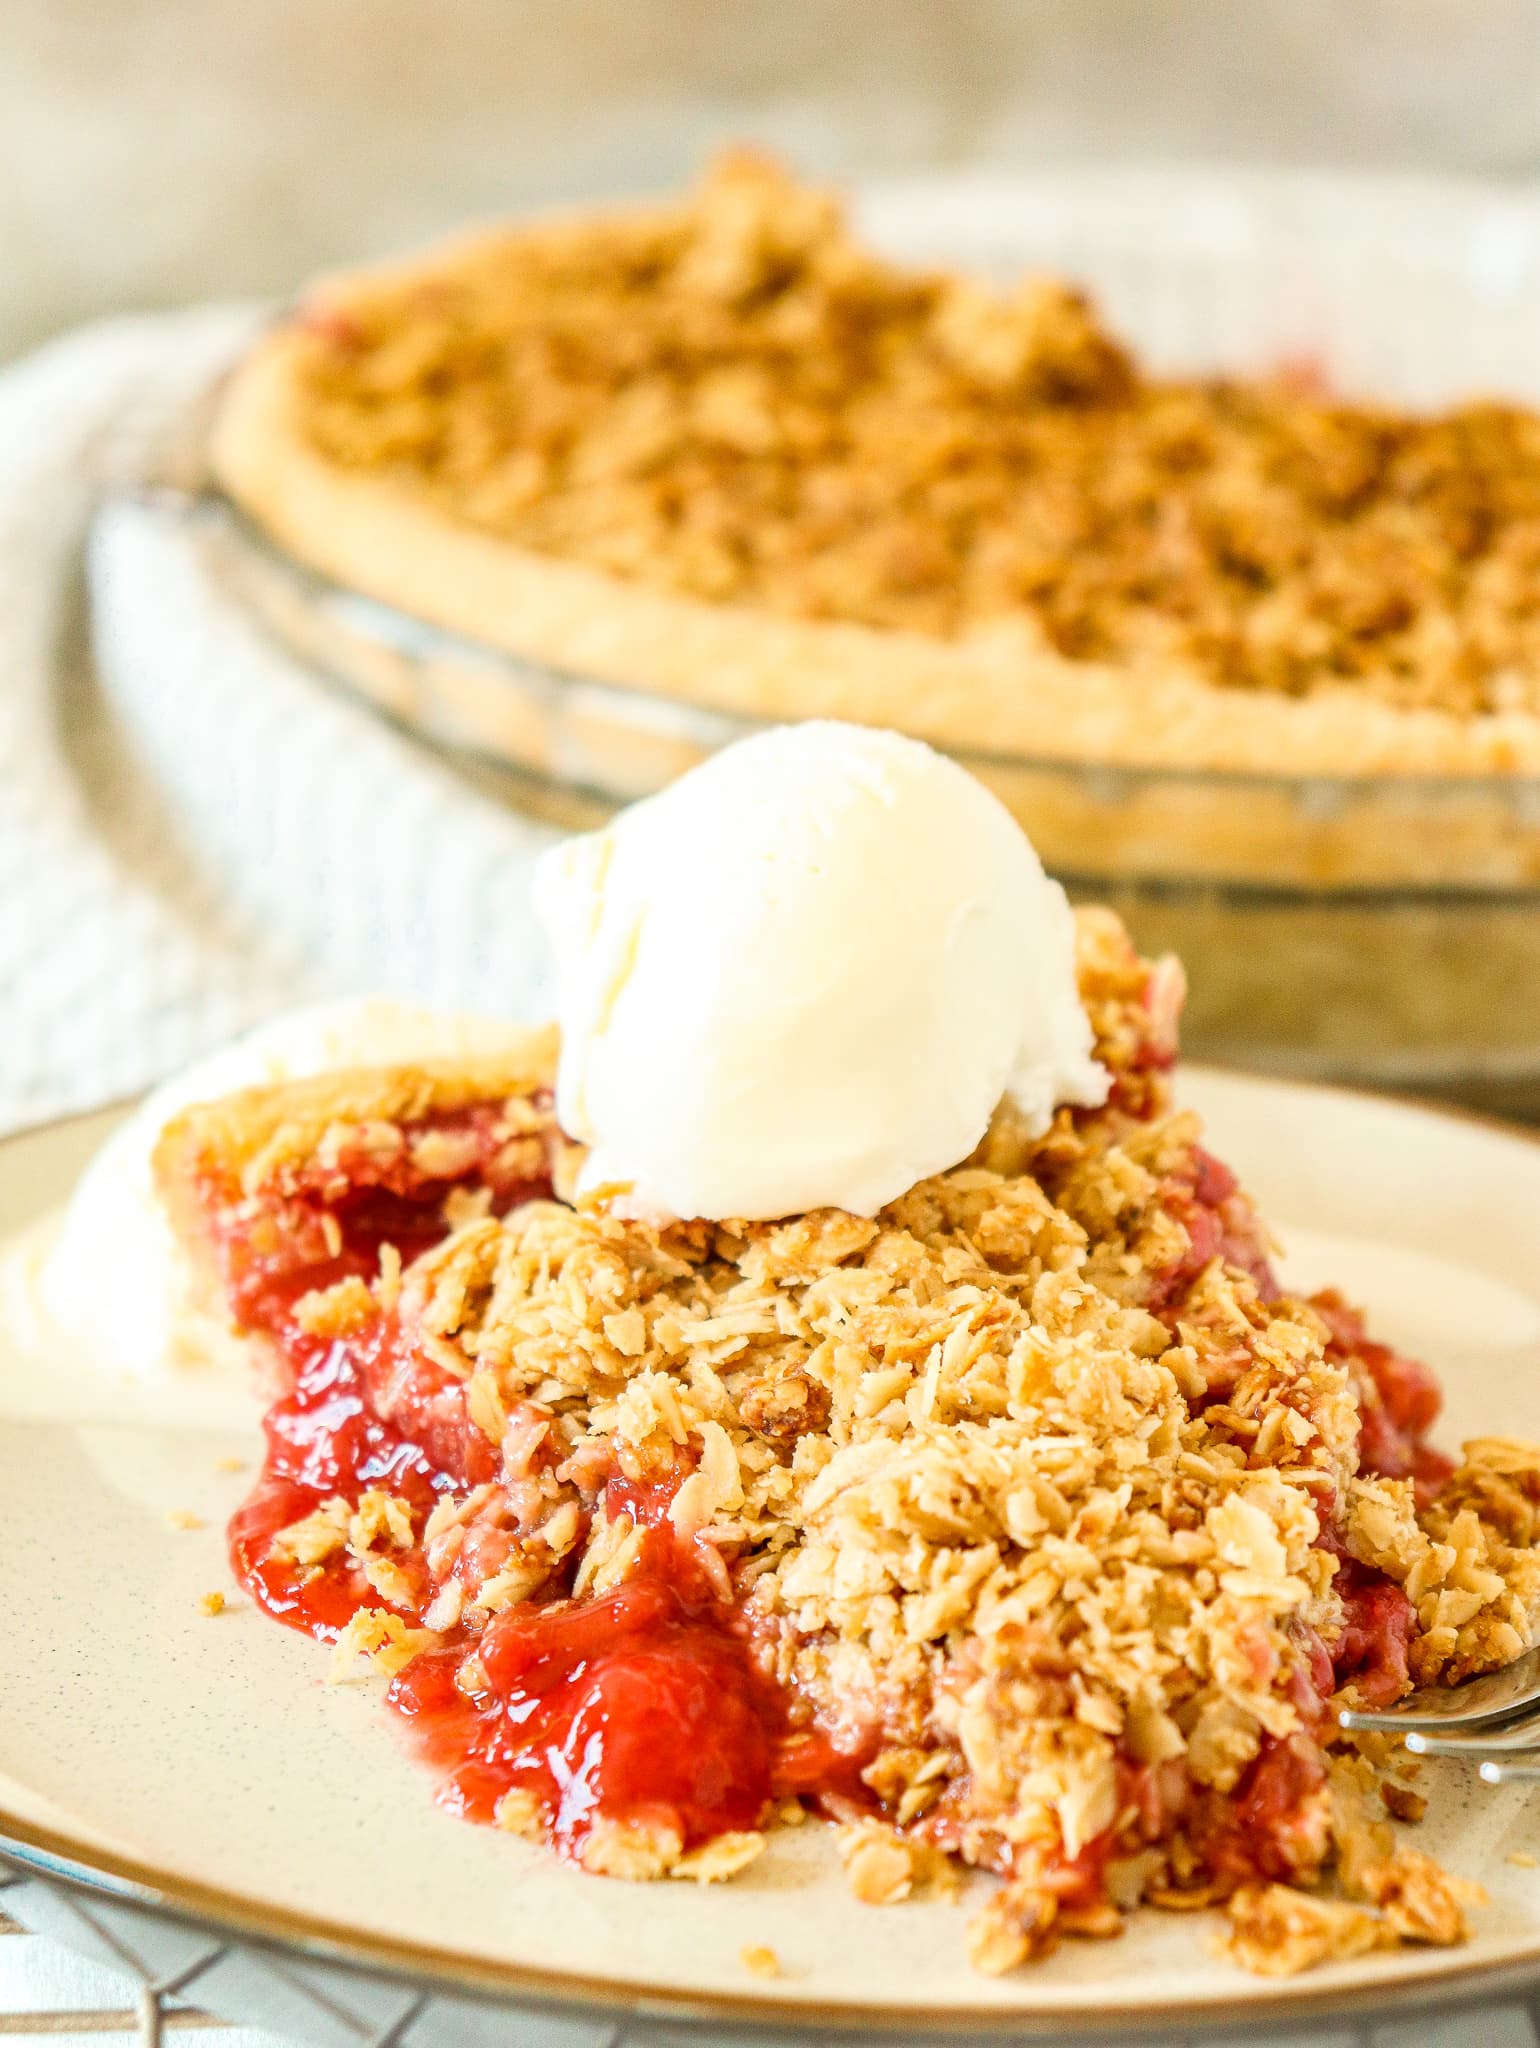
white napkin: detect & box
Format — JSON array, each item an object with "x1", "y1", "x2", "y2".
[{"x1": 0, "y1": 307, "x2": 559, "y2": 1137}]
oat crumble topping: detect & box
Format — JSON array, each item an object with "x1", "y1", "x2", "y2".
[
  {"x1": 158, "y1": 909, "x2": 1540, "y2": 1978},
  {"x1": 293, "y1": 153, "x2": 1540, "y2": 717}
]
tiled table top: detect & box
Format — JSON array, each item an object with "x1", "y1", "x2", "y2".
[
  {"x1": 0, "y1": 1904, "x2": 280, "y2": 2048},
  {"x1": 6, "y1": 1892, "x2": 1540, "y2": 2048}
]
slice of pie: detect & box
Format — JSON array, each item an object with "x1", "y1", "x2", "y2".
[
  {"x1": 212, "y1": 152, "x2": 1540, "y2": 782},
  {"x1": 154, "y1": 911, "x2": 1540, "y2": 1976}
]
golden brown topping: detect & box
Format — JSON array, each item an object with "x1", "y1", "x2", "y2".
[
  {"x1": 578, "y1": 1816, "x2": 684, "y2": 1880},
  {"x1": 491, "y1": 1788, "x2": 542, "y2": 1838},
  {"x1": 294, "y1": 154, "x2": 1540, "y2": 715},
  {"x1": 326, "y1": 1609, "x2": 440, "y2": 1682},
  {"x1": 1356, "y1": 1852, "x2": 1485, "y2": 1946},
  {"x1": 292, "y1": 1275, "x2": 376, "y2": 1338},
  {"x1": 670, "y1": 1831, "x2": 766, "y2": 1883},
  {"x1": 1225, "y1": 1885, "x2": 1388, "y2": 1975},
  {"x1": 162, "y1": 907, "x2": 1540, "y2": 1979},
  {"x1": 736, "y1": 1368, "x2": 830, "y2": 1441},
  {"x1": 1381, "y1": 1782, "x2": 1428, "y2": 1825},
  {"x1": 272, "y1": 1497, "x2": 351, "y2": 1567}
]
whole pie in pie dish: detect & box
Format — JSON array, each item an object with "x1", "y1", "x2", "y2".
[
  {"x1": 211, "y1": 151, "x2": 1540, "y2": 782},
  {"x1": 153, "y1": 909, "x2": 1540, "y2": 1978}
]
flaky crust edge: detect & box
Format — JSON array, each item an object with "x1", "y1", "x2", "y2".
[
  {"x1": 152, "y1": 1033, "x2": 560, "y2": 1318},
  {"x1": 210, "y1": 231, "x2": 1540, "y2": 783}
]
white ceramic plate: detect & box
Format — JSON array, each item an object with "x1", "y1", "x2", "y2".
[{"x1": 5, "y1": 1075, "x2": 1540, "y2": 2039}]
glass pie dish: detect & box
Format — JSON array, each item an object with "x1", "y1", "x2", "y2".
[{"x1": 178, "y1": 165, "x2": 1540, "y2": 1112}]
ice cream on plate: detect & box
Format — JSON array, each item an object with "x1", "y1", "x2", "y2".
[
  {"x1": 2, "y1": 999, "x2": 529, "y2": 1426},
  {"x1": 533, "y1": 720, "x2": 1108, "y2": 1223}
]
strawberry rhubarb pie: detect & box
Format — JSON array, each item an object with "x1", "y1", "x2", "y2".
[{"x1": 152, "y1": 725, "x2": 1540, "y2": 1978}]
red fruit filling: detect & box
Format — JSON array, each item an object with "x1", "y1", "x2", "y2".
[
  {"x1": 206, "y1": 1097, "x2": 1449, "y2": 1893},
  {"x1": 208, "y1": 1107, "x2": 873, "y2": 1865},
  {"x1": 1313, "y1": 1289, "x2": 1455, "y2": 1506}
]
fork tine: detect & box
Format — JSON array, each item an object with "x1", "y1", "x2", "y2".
[
  {"x1": 1340, "y1": 1700, "x2": 1540, "y2": 1734},
  {"x1": 1407, "y1": 1714, "x2": 1540, "y2": 1758},
  {"x1": 1481, "y1": 1757, "x2": 1540, "y2": 1784},
  {"x1": 1337, "y1": 1644, "x2": 1540, "y2": 1735}
]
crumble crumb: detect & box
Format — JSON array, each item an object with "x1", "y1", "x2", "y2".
[
  {"x1": 1509, "y1": 1851, "x2": 1539, "y2": 1869},
  {"x1": 492, "y1": 1789, "x2": 542, "y2": 1838},
  {"x1": 198, "y1": 1591, "x2": 226, "y2": 1617},
  {"x1": 213, "y1": 1456, "x2": 246, "y2": 1474},
  {"x1": 741, "y1": 1945, "x2": 780, "y2": 1979},
  {"x1": 347, "y1": 1490, "x2": 415, "y2": 1553},
  {"x1": 423, "y1": 1581, "x2": 466, "y2": 1633},
  {"x1": 293, "y1": 1275, "x2": 375, "y2": 1338},
  {"x1": 327, "y1": 1609, "x2": 439, "y2": 1683},
  {"x1": 165, "y1": 1510, "x2": 204, "y2": 1531},
  {"x1": 377, "y1": 1240, "x2": 403, "y2": 1310},
  {"x1": 967, "y1": 1885, "x2": 1057, "y2": 1974},
  {"x1": 578, "y1": 1816, "x2": 683, "y2": 1880},
  {"x1": 671, "y1": 1831, "x2": 766, "y2": 1883},
  {"x1": 1224, "y1": 1855, "x2": 1485, "y2": 1976},
  {"x1": 356, "y1": 1553, "x2": 416, "y2": 1607},
  {"x1": 466, "y1": 1367, "x2": 508, "y2": 1446},
  {"x1": 1382, "y1": 1782, "x2": 1428, "y2": 1824},
  {"x1": 1226, "y1": 1886, "x2": 1388, "y2": 1975},
  {"x1": 1357, "y1": 1852, "x2": 1485, "y2": 1947},
  {"x1": 838, "y1": 1822, "x2": 922, "y2": 1906},
  {"x1": 271, "y1": 1496, "x2": 351, "y2": 1566}
]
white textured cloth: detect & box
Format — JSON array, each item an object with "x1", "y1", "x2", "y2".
[{"x1": 0, "y1": 307, "x2": 559, "y2": 1137}]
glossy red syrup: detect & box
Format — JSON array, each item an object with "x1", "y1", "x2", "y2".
[
  {"x1": 214, "y1": 1106, "x2": 868, "y2": 1865},
  {"x1": 229, "y1": 1311, "x2": 477, "y2": 1635},
  {"x1": 388, "y1": 1537, "x2": 786, "y2": 1852}
]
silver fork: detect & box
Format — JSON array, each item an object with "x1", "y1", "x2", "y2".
[{"x1": 1338, "y1": 1644, "x2": 1540, "y2": 1783}]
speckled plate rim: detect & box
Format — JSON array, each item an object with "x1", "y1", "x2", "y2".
[
  {"x1": 7, "y1": 1086, "x2": 1540, "y2": 2042},
  {"x1": 4, "y1": 1798, "x2": 1540, "y2": 2046}
]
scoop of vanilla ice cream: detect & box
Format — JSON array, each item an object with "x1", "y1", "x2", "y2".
[
  {"x1": 39, "y1": 998, "x2": 530, "y2": 1407},
  {"x1": 532, "y1": 721, "x2": 1108, "y2": 1223}
]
